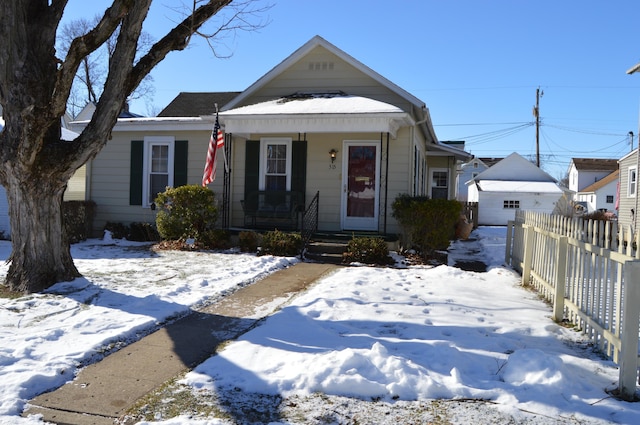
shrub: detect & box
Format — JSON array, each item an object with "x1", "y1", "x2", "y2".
[
  {"x1": 104, "y1": 222, "x2": 128, "y2": 239},
  {"x1": 128, "y1": 222, "x2": 160, "y2": 242},
  {"x1": 63, "y1": 200, "x2": 97, "y2": 243},
  {"x1": 239, "y1": 231, "x2": 260, "y2": 252},
  {"x1": 103, "y1": 222, "x2": 159, "y2": 241},
  {"x1": 343, "y1": 236, "x2": 393, "y2": 265},
  {"x1": 392, "y1": 195, "x2": 462, "y2": 258},
  {"x1": 155, "y1": 185, "x2": 218, "y2": 241},
  {"x1": 199, "y1": 229, "x2": 231, "y2": 250},
  {"x1": 259, "y1": 230, "x2": 302, "y2": 257}
]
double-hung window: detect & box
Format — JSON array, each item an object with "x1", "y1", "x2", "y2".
[
  {"x1": 260, "y1": 138, "x2": 291, "y2": 191},
  {"x1": 143, "y1": 136, "x2": 174, "y2": 206},
  {"x1": 430, "y1": 169, "x2": 448, "y2": 199},
  {"x1": 629, "y1": 166, "x2": 637, "y2": 198}
]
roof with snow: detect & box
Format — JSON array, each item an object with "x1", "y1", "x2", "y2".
[
  {"x1": 220, "y1": 92, "x2": 404, "y2": 116},
  {"x1": 476, "y1": 180, "x2": 563, "y2": 193}
]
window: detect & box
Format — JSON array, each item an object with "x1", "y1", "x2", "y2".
[
  {"x1": 431, "y1": 169, "x2": 448, "y2": 199},
  {"x1": 143, "y1": 136, "x2": 174, "y2": 206},
  {"x1": 260, "y1": 138, "x2": 291, "y2": 191},
  {"x1": 504, "y1": 200, "x2": 520, "y2": 209},
  {"x1": 629, "y1": 166, "x2": 637, "y2": 197},
  {"x1": 473, "y1": 162, "x2": 478, "y2": 169},
  {"x1": 606, "y1": 195, "x2": 614, "y2": 203}
]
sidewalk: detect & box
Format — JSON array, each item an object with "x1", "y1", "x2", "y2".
[{"x1": 24, "y1": 262, "x2": 338, "y2": 425}]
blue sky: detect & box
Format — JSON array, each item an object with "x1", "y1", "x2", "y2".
[{"x1": 62, "y1": 0, "x2": 640, "y2": 179}]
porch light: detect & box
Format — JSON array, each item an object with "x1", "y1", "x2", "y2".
[{"x1": 329, "y1": 149, "x2": 338, "y2": 163}]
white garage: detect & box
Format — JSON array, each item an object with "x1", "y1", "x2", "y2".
[{"x1": 467, "y1": 152, "x2": 565, "y2": 226}]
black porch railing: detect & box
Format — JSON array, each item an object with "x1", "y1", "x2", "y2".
[{"x1": 300, "y1": 191, "x2": 319, "y2": 254}]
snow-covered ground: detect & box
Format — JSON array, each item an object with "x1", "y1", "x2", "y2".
[{"x1": 1, "y1": 227, "x2": 639, "y2": 424}]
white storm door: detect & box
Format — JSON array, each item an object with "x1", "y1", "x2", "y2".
[{"x1": 341, "y1": 141, "x2": 380, "y2": 231}]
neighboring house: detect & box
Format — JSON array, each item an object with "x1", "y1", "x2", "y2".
[
  {"x1": 71, "y1": 35, "x2": 471, "y2": 237},
  {"x1": 467, "y1": 152, "x2": 565, "y2": 225},
  {"x1": 455, "y1": 157, "x2": 502, "y2": 202},
  {"x1": 0, "y1": 115, "x2": 85, "y2": 238},
  {"x1": 574, "y1": 169, "x2": 618, "y2": 215},
  {"x1": 617, "y1": 150, "x2": 640, "y2": 230},
  {"x1": 567, "y1": 158, "x2": 618, "y2": 194}
]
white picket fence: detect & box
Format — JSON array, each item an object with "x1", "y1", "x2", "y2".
[{"x1": 506, "y1": 211, "x2": 640, "y2": 400}]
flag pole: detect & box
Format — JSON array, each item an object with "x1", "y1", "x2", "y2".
[{"x1": 217, "y1": 103, "x2": 229, "y2": 173}]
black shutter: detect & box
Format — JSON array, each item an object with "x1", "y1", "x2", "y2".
[
  {"x1": 292, "y1": 140, "x2": 307, "y2": 206},
  {"x1": 244, "y1": 140, "x2": 260, "y2": 202},
  {"x1": 130, "y1": 140, "x2": 143, "y2": 205},
  {"x1": 174, "y1": 140, "x2": 188, "y2": 187}
]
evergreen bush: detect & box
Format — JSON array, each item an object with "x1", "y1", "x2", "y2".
[
  {"x1": 155, "y1": 185, "x2": 218, "y2": 241},
  {"x1": 392, "y1": 195, "x2": 462, "y2": 258},
  {"x1": 62, "y1": 200, "x2": 97, "y2": 243},
  {"x1": 259, "y1": 230, "x2": 301, "y2": 257},
  {"x1": 239, "y1": 231, "x2": 260, "y2": 252},
  {"x1": 343, "y1": 236, "x2": 393, "y2": 265}
]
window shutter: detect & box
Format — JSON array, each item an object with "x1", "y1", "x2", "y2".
[
  {"x1": 244, "y1": 140, "x2": 260, "y2": 199},
  {"x1": 130, "y1": 140, "x2": 143, "y2": 205},
  {"x1": 174, "y1": 140, "x2": 188, "y2": 187},
  {"x1": 292, "y1": 140, "x2": 307, "y2": 206}
]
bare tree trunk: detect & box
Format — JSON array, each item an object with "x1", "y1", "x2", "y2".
[
  {"x1": 0, "y1": 0, "x2": 243, "y2": 293},
  {"x1": 5, "y1": 173, "x2": 79, "y2": 293}
]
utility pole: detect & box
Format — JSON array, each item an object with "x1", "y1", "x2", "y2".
[
  {"x1": 533, "y1": 87, "x2": 542, "y2": 167},
  {"x1": 630, "y1": 131, "x2": 635, "y2": 153}
]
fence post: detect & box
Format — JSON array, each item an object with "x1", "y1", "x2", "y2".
[
  {"x1": 521, "y1": 225, "x2": 534, "y2": 286},
  {"x1": 553, "y1": 236, "x2": 568, "y2": 322},
  {"x1": 505, "y1": 221, "x2": 514, "y2": 265},
  {"x1": 618, "y1": 260, "x2": 640, "y2": 401}
]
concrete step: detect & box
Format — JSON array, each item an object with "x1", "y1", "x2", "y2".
[{"x1": 304, "y1": 240, "x2": 348, "y2": 264}]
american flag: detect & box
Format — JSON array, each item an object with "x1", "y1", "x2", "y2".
[{"x1": 202, "y1": 113, "x2": 224, "y2": 186}]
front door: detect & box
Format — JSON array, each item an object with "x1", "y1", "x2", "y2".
[{"x1": 341, "y1": 141, "x2": 380, "y2": 231}]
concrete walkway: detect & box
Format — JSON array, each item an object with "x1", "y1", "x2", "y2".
[{"x1": 24, "y1": 262, "x2": 338, "y2": 425}]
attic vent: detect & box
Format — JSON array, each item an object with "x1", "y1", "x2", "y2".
[{"x1": 308, "y1": 61, "x2": 334, "y2": 71}]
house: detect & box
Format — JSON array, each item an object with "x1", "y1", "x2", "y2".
[
  {"x1": 574, "y1": 169, "x2": 618, "y2": 215},
  {"x1": 617, "y1": 150, "x2": 640, "y2": 230},
  {"x1": 70, "y1": 35, "x2": 471, "y2": 237},
  {"x1": 0, "y1": 113, "x2": 85, "y2": 238},
  {"x1": 467, "y1": 152, "x2": 565, "y2": 225},
  {"x1": 455, "y1": 157, "x2": 502, "y2": 201},
  {"x1": 567, "y1": 158, "x2": 618, "y2": 194}
]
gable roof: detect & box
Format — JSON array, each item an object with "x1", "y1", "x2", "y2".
[
  {"x1": 158, "y1": 92, "x2": 241, "y2": 117},
  {"x1": 570, "y1": 158, "x2": 618, "y2": 172},
  {"x1": 222, "y1": 35, "x2": 425, "y2": 114},
  {"x1": 478, "y1": 157, "x2": 504, "y2": 167},
  {"x1": 472, "y1": 152, "x2": 557, "y2": 183},
  {"x1": 579, "y1": 169, "x2": 619, "y2": 193}
]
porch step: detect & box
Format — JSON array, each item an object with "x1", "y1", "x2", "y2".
[{"x1": 304, "y1": 240, "x2": 348, "y2": 264}]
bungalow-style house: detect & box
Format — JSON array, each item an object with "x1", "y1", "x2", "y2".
[
  {"x1": 70, "y1": 35, "x2": 471, "y2": 237},
  {"x1": 467, "y1": 152, "x2": 565, "y2": 225},
  {"x1": 574, "y1": 169, "x2": 618, "y2": 215},
  {"x1": 455, "y1": 157, "x2": 502, "y2": 201}
]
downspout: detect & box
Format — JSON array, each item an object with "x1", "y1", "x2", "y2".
[{"x1": 384, "y1": 132, "x2": 389, "y2": 234}]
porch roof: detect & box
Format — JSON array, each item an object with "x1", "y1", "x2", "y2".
[{"x1": 218, "y1": 94, "x2": 412, "y2": 138}]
